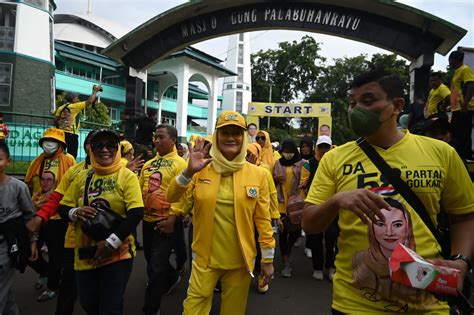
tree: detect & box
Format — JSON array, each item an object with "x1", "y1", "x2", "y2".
[
  {"x1": 83, "y1": 102, "x2": 111, "y2": 129},
  {"x1": 304, "y1": 53, "x2": 410, "y2": 144},
  {"x1": 251, "y1": 35, "x2": 326, "y2": 130},
  {"x1": 304, "y1": 55, "x2": 369, "y2": 144}
]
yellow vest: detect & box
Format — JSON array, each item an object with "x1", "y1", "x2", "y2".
[{"x1": 168, "y1": 162, "x2": 275, "y2": 273}]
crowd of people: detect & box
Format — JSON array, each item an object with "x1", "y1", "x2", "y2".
[{"x1": 0, "y1": 67, "x2": 472, "y2": 315}]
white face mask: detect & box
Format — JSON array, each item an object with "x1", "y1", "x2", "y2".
[
  {"x1": 42, "y1": 141, "x2": 59, "y2": 154},
  {"x1": 282, "y1": 152, "x2": 295, "y2": 160}
]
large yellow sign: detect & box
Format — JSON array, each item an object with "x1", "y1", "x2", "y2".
[{"x1": 247, "y1": 102, "x2": 331, "y2": 117}]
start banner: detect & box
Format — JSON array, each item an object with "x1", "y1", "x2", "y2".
[{"x1": 247, "y1": 102, "x2": 331, "y2": 117}]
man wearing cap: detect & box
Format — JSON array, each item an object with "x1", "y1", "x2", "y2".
[
  {"x1": 139, "y1": 124, "x2": 187, "y2": 315},
  {"x1": 448, "y1": 50, "x2": 474, "y2": 160},
  {"x1": 165, "y1": 111, "x2": 275, "y2": 314},
  {"x1": 25, "y1": 127, "x2": 76, "y2": 301},
  {"x1": 54, "y1": 85, "x2": 101, "y2": 158},
  {"x1": 300, "y1": 135, "x2": 339, "y2": 282},
  {"x1": 302, "y1": 71, "x2": 473, "y2": 314}
]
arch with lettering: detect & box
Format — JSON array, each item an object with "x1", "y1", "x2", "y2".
[{"x1": 104, "y1": 0, "x2": 466, "y2": 70}]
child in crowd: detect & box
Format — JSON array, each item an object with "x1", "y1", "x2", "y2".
[{"x1": 0, "y1": 141, "x2": 38, "y2": 314}]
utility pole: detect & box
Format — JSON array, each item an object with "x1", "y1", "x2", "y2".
[
  {"x1": 267, "y1": 83, "x2": 272, "y2": 129},
  {"x1": 87, "y1": 0, "x2": 92, "y2": 15}
]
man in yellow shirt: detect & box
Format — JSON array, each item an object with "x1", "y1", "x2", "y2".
[
  {"x1": 139, "y1": 125, "x2": 187, "y2": 315},
  {"x1": 449, "y1": 50, "x2": 474, "y2": 160},
  {"x1": 303, "y1": 71, "x2": 473, "y2": 314},
  {"x1": 54, "y1": 85, "x2": 101, "y2": 158},
  {"x1": 425, "y1": 72, "x2": 451, "y2": 117}
]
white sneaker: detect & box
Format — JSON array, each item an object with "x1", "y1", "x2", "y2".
[
  {"x1": 328, "y1": 268, "x2": 336, "y2": 282},
  {"x1": 312, "y1": 270, "x2": 324, "y2": 281},
  {"x1": 304, "y1": 248, "x2": 312, "y2": 258}
]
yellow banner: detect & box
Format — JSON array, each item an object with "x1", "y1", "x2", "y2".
[{"x1": 247, "y1": 102, "x2": 331, "y2": 117}]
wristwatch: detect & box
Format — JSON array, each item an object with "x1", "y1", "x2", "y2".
[{"x1": 449, "y1": 254, "x2": 472, "y2": 271}]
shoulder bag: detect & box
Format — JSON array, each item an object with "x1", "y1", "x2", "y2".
[
  {"x1": 357, "y1": 138, "x2": 472, "y2": 313},
  {"x1": 81, "y1": 170, "x2": 125, "y2": 241}
]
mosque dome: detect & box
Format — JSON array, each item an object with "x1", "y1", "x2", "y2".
[{"x1": 54, "y1": 13, "x2": 129, "y2": 49}]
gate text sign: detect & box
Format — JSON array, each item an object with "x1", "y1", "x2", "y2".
[
  {"x1": 247, "y1": 102, "x2": 331, "y2": 117},
  {"x1": 123, "y1": 3, "x2": 442, "y2": 69}
]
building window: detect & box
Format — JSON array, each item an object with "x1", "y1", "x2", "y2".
[
  {"x1": 238, "y1": 44, "x2": 244, "y2": 65},
  {"x1": 50, "y1": 76, "x2": 55, "y2": 113},
  {"x1": 237, "y1": 84, "x2": 243, "y2": 89},
  {"x1": 23, "y1": 0, "x2": 47, "y2": 10},
  {"x1": 239, "y1": 33, "x2": 244, "y2": 41},
  {"x1": 49, "y1": 18, "x2": 54, "y2": 62},
  {"x1": 236, "y1": 91, "x2": 243, "y2": 112},
  {"x1": 0, "y1": 4, "x2": 16, "y2": 52},
  {"x1": 109, "y1": 107, "x2": 120, "y2": 122},
  {"x1": 0, "y1": 62, "x2": 12, "y2": 106},
  {"x1": 237, "y1": 67, "x2": 243, "y2": 82},
  {"x1": 226, "y1": 84, "x2": 232, "y2": 90}
]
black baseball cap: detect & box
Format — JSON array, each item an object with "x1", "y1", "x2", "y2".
[{"x1": 90, "y1": 129, "x2": 120, "y2": 144}]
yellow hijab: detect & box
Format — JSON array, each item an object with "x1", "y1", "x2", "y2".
[
  {"x1": 24, "y1": 146, "x2": 74, "y2": 185},
  {"x1": 90, "y1": 148, "x2": 123, "y2": 175},
  {"x1": 246, "y1": 143, "x2": 262, "y2": 165},
  {"x1": 120, "y1": 140, "x2": 133, "y2": 155},
  {"x1": 257, "y1": 130, "x2": 274, "y2": 170},
  {"x1": 210, "y1": 129, "x2": 248, "y2": 174}
]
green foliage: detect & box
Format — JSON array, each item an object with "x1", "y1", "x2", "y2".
[
  {"x1": 82, "y1": 102, "x2": 111, "y2": 129},
  {"x1": 251, "y1": 35, "x2": 326, "y2": 129},
  {"x1": 251, "y1": 37, "x2": 411, "y2": 145},
  {"x1": 266, "y1": 127, "x2": 298, "y2": 143}
]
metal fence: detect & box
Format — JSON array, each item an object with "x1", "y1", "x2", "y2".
[{"x1": 1, "y1": 111, "x2": 111, "y2": 175}]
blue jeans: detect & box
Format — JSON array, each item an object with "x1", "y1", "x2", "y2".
[{"x1": 76, "y1": 259, "x2": 133, "y2": 315}]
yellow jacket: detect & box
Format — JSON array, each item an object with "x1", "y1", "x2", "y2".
[{"x1": 167, "y1": 162, "x2": 275, "y2": 273}]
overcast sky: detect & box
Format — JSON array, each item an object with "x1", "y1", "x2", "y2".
[{"x1": 55, "y1": 0, "x2": 473, "y2": 71}]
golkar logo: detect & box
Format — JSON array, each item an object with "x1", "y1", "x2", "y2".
[{"x1": 247, "y1": 187, "x2": 258, "y2": 198}]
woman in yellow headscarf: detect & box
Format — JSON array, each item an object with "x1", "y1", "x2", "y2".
[
  {"x1": 166, "y1": 111, "x2": 275, "y2": 315},
  {"x1": 59, "y1": 129, "x2": 144, "y2": 315},
  {"x1": 255, "y1": 130, "x2": 274, "y2": 170}
]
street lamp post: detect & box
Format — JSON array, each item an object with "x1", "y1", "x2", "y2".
[{"x1": 267, "y1": 83, "x2": 272, "y2": 129}]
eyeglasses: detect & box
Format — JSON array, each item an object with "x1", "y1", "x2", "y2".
[
  {"x1": 91, "y1": 142, "x2": 118, "y2": 151},
  {"x1": 256, "y1": 136, "x2": 266, "y2": 141}
]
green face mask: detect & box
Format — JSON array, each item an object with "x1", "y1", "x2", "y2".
[{"x1": 349, "y1": 104, "x2": 392, "y2": 137}]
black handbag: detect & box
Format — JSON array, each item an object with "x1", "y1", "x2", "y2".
[
  {"x1": 80, "y1": 170, "x2": 125, "y2": 241},
  {"x1": 357, "y1": 138, "x2": 473, "y2": 314}
]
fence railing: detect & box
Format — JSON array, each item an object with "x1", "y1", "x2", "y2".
[{"x1": 1, "y1": 111, "x2": 112, "y2": 175}]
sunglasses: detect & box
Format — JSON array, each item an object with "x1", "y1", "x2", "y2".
[
  {"x1": 91, "y1": 142, "x2": 118, "y2": 151},
  {"x1": 256, "y1": 136, "x2": 266, "y2": 141}
]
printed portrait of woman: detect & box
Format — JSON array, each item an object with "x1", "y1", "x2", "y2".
[
  {"x1": 145, "y1": 171, "x2": 169, "y2": 212},
  {"x1": 40, "y1": 171, "x2": 56, "y2": 193},
  {"x1": 352, "y1": 197, "x2": 439, "y2": 312},
  {"x1": 148, "y1": 171, "x2": 163, "y2": 193}
]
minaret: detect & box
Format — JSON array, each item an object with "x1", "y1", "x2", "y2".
[
  {"x1": 221, "y1": 33, "x2": 252, "y2": 114},
  {"x1": 87, "y1": 0, "x2": 92, "y2": 15}
]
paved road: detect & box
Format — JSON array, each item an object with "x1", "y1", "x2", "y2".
[
  {"x1": 12, "y1": 229, "x2": 333, "y2": 315},
  {"x1": 11, "y1": 228, "x2": 474, "y2": 315}
]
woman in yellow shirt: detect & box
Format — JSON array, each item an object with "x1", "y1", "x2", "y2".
[{"x1": 59, "y1": 130, "x2": 144, "y2": 315}]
